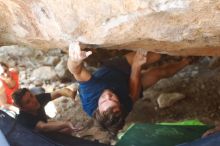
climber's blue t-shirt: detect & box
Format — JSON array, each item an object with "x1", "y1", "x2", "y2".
[{"x1": 79, "y1": 65, "x2": 133, "y2": 117}]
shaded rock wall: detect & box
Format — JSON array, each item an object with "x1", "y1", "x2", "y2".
[{"x1": 1, "y1": 0, "x2": 220, "y2": 56}]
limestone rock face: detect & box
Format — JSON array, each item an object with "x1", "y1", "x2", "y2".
[{"x1": 1, "y1": 0, "x2": 220, "y2": 56}]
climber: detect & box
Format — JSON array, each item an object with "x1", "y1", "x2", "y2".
[{"x1": 67, "y1": 41, "x2": 192, "y2": 136}]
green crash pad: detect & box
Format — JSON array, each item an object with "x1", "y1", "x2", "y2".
[{"x1": 116, "y1": 122, "x2": 211, "y2": 146}]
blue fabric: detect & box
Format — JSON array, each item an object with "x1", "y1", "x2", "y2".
[
  {"x1": 177, "y1": 132, "x2": 220, "y2": 146},
  {"x1": 79, "y1": 66, "x2": 133, "y2": 117}
]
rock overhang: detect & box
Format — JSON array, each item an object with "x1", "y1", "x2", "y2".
[{"x1": 0, "y1": 0, "x2": 220, "y2": 56}]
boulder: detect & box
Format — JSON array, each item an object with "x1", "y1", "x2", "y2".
[
  {"x1": 1, "y1": 0, "x2": 220, "y2": 56},
  {"x1": 31, "y1": 66, "x2": 58, "y2": 81},
  {"x1": 55, "y1": 58, "x2": 73, "y2": 82},
  {"x1": 157, "y1": 92, "x2": 185, "y2": 108}
]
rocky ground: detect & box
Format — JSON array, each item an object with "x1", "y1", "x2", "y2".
[{"x1": 1, "y1": 46, "x2": 220, "y2": 145}]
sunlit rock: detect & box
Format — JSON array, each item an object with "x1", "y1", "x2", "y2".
[{"x1": 1, "y1": 0, "x2": 220, "y2": 56}]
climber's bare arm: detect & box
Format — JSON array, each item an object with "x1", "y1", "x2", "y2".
[
  {"x1": 129, "y1": 49, "x2": 148, "y2": 103},
  {"x1": 67, "y1": 42, "x2": 92, "y2": 82}
]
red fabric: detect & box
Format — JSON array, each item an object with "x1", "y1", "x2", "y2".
[{"x1": 0, "y1": 71, "x2": 19, "y2": 104}]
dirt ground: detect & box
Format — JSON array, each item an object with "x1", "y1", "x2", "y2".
[{"x1": 51, "y1": 50, "x2": 220, "y2": 144}]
